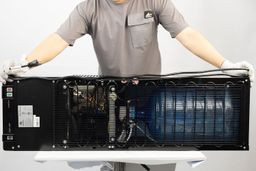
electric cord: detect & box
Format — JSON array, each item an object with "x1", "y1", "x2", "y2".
[
  {"x1": 140, "y1": 68, "x2": 249, "y2": 77},
  {"x1": 7, "y1": 68, "x2": 250, "y2": 81},
  {"x1": 99, "y1": 68, "x2": 249, "y2": 80}
]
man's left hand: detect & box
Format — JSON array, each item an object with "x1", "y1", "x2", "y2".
[{"x1": 221, "y1": 60, "x2": 255, "y2": 86}]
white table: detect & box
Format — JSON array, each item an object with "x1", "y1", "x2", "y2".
[{"x1": 34, "y1": 151, "x2": 206, "y2": 170}]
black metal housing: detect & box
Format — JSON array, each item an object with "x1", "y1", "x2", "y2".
[{"x1": 2, "y1": 76, "x2": 250, "y2": 151}]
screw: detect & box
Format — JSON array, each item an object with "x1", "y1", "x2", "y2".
[
  {"x1": 64, "y1": 145, "x2": 67, "y2": 149},
  {"x1": 245, "y1": 79, "x2": 248, "y2": 82},
  {"x1": 63, "y1": 140, "x2": 67, "y2": 144},
  {"x1": 52, "y1": 145, "x2": 56, "y2": 148},
  {"x1": 52, "y1": 80, "x2": 55, "y2": 84},
  {"x1": 63, "y1": 85, "x2": 67, "y2": 89},
  {"x1": 17, "y1": 145, "x2": 20, "y2": 148},
  {"x1": 110, "y1": 137, "x2": 115, "y2": 142},
  {"x1": 111, "y1": 87, "x2": 116, "y2": 92},
  {"x1": 17, "y1": 81, "x2": 20, "y2": 84},
  {"x1": 11, "y1": 146, "x2": 15, "y2": 150},
  {"x1": 107, "y1": 145, "x2": 115, "y2": 149}
]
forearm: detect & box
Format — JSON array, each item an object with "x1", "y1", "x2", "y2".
[
  {"x1": 176, "y1": 27, "x2": 225, "y2": 68},
  {"x1": 25, "y1": 33, "x2": 69, "y2": 64}
]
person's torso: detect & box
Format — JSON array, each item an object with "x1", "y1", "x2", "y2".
[{"x1": 85, "y1": 0, "x2": 161, "y2": 76}]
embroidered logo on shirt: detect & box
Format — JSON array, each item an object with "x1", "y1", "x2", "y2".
[{"x1": 144, "y1": 10, "x2": 154, "y2": 19}]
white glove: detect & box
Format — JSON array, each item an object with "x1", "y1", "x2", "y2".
[
  {"x1": 221, "y1": 60, "x2": 255, "y2": 86},
  {"x1": 0, "y1": 56, "x2": 29, "y2": 84}
]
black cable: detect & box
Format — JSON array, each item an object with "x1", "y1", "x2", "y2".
[
  {"x1": 99, "y1": 73, "x2": 244, "y2": 81},
  {"x1": 140, "y1": 68, "x2": 249, "y2": 77},
  {"x1": 141, "y1": 164, "x2": 150, "y2": 171},
  {"x1": 99, "y1": 68, "x2": 249, "y2": 79},
  {"x1": 165, "y1": 73, "x2": 244, "y2": 79},
  {"x1": 9, "y1": 60, "x2": 41, "y2": 71},
  {"x1": 8, "y1": 68, "x2": 249, "y2": 81}
]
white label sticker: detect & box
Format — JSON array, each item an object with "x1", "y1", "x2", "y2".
[
  {"x1": 6, "y1": 87, "x2": 13, "y2": 92},
  {"x1": 33, "y1": 115, "x2": 40, "y2": 128},
  {"x1": 6, "y1": 93, "x2": 13, "y2": 97},
  {"x1": 18, "y1": 105, "x2": 33, "y2": 127}
]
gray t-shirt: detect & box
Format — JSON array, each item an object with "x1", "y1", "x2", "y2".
[{"x1": 56, "y1": 0, "x2": 188, "y2": 76}]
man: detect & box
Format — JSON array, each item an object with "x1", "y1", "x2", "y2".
[
  {"x1": 0, "y1": 0, "x2": 254, "y2": 170},
  {"x1": 0, "y1": 0, "x2": 254, "y2": 82}
]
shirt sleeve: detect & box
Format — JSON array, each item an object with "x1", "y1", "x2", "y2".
[
  {"x1": 56, "y1": 1, "x2": 89, "y2": 46},
  {"x1": 156, "y1": 0, "x2": 189, "y2": 38}
]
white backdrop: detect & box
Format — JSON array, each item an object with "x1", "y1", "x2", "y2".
[{"x1": 0, "y1": 0, "x2": 255, "y2": 171}]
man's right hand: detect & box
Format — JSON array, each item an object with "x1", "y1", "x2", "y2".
[
  {"x1": 0, "y1": 57, "x2": 30, "y2": 84},
  {"x1": 1, "y1": 33, "x2": 69, "y2": 84},
  {"x1": 0, "y1": 65, "x2": 9, "y2": 84}
]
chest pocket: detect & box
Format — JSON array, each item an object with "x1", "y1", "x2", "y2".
[{"x1": 128, "y1": 13, "x2": 155, "y2": 48}]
